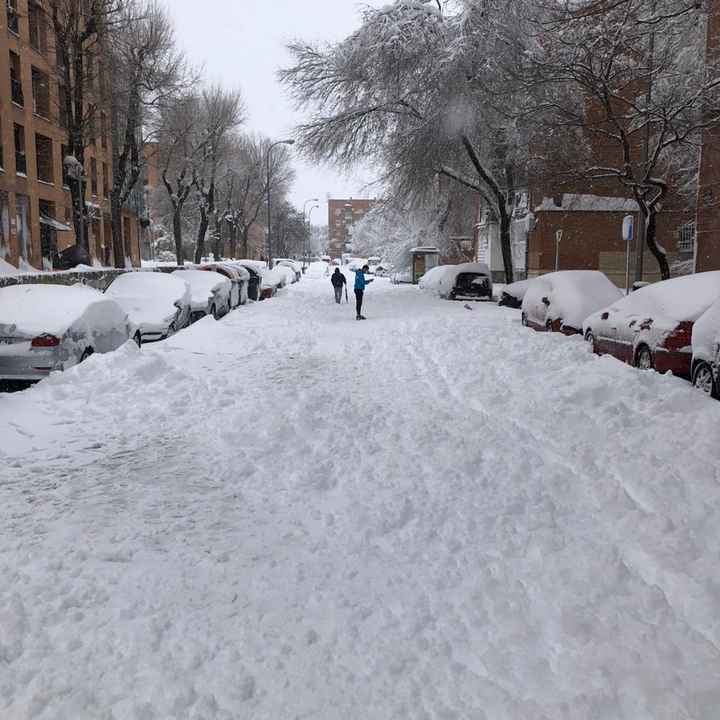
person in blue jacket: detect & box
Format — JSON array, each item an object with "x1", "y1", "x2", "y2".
[{"x1": 353, "y1": 264, "x2": 373, "y2": 320}]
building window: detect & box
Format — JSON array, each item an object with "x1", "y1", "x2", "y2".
[
  {"x1": 6, "y1": 0, "x2": 19, "y2": 35},
  {"x1": 14, "y1": 123, "x2": 26, "y2": 175},
  {"x1": 677, "y1": 221, "x2": 695, "y2": 253},
  {"x1": 9, "y1": 50, "x2": 23, "y2": 106},
  {"x1": 35, "y1": 133, "x2": 54, "y2": 183},
  {"x1": 15, "y1": 193, "x2": 30, "y2": 261},
  {"x1": 39, "y1": 198, "x2": 57, "y2": 266},
  {"x1": 28, "y1": 2, "x2": 47, "y2": 54},
  {"x1": 31, "y1": 67, "x2": 50, "y2": 118}
]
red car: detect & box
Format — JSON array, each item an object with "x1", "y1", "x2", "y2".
[{"x1": 583, "y1": 271, "x2": 720, "y2": 377}]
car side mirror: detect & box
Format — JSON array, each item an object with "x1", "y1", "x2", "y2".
[
  {"x1": 601, "y1": 312, "x2": 609, "y2": 320},
  {"x1": 542, "y1": 297, "x2": 550, "y2": 306}
]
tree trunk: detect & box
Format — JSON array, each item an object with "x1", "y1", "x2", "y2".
[
  {"x1": 110, "y1": 195, "x2": 125, "y2": 268},
  {"x1": 497, "y1": 200, "x2": 514, "y2": 284},
  {"x1": 173, "y1": 209, "x2": 184, "y2": 265},
  {"x1": 645, "y1": 205, "x2": 670, "y2": 280},
  {"x1": 242, "y1": 226, "x2": 250, "y2": 258},
  {"x1": 194, "y1": 205, "x2": 209, "y2": 264},
  {"x1": 212, "y1": 213, "x2": 223, "y2": 260},
  {"x1": 228, "y1": 223, "x2": 238, "y2": 259}
]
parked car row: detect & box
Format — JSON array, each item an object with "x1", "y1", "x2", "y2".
[
  {"x1": 505, "y1": 269, "x2": 720, "y2": 399},
  {"x1": 0, "y1": 259, "x2": 295, "y2": 387}
]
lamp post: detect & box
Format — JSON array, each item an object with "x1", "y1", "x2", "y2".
[
  {"x1": 266, "y1": 138, "x2": 295, "y2": 267},
  {"x1": 303, "y1": 198, "x2": 319, "y2": 269},
  {"x1": 305, "y1": 204, "x2": 319, "y2": 269}
]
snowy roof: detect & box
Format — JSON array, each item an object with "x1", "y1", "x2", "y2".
[
  {"x1": 535, "y1": 194, "x2": 639, "y2": 213},
  {"x1": 410, "y1": 246, "x2": 440, "y2": 254}
]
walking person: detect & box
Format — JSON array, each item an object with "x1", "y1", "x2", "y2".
[
  {"x1": 353, "y1": 264, "x2": 373, "y2": 320},
  {"x1": 330, "y1": 267, "x2": 346, "y2": 304}
]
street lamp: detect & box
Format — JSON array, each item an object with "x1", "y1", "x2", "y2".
[
  {"x1": 305, "y1": 204, "x2": 319, "y2": 270},
  {"x1": 302, "y1": 198, "x2": 319, "y2": 269},
  {"x1": 266, "y1": 138, "x2": 295, "y2": 267}
]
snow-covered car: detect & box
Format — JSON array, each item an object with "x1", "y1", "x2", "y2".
[
  {"x1": 105, "y1": 272, "x2": 191, "y2": 344},
  {"x1": 498, "y1": 279, "x2": 533, "y2": 308},
  {"x1": 199, "y1": 263, "x2": 249, "y2": 308},
  {"x1": 274, "y1": 265, "x2": 297, "y2": 287},
  {"x1": 390, "y1": 268, "x2": 413, "y2": 284},
  {"x1": 171, "y1": 269, "x2": 232, "y2": 322},
  {"x1": 275, "y1": 258, "x2": 302, "y2": 282},
  {"x1": 691, "y1": 297, "x2": 720, "y2": 397},
  {"x1": 583, "y1": 271, "x2": 720, "y2": 377},
  {"x1": 228, "y1": 261, "x2": 263, "y2": 301},
  {"x1": 419, "y1": 263, "x2": 492, "y2": 301},
  {"x1": 522, "y1": 270, "x2": 622, "y2": 335},
  {"x1": 0, "y1": 284, "x2": 131, "y2": 382},
  {"x1": 261, "y1": 267, "x2": 288, "y2": 298}
]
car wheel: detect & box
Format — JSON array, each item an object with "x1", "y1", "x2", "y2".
[
  {"x1": 521, "y1": 312, "x2": 528, "y2": 327},
  {"x1": 585, "y1": 330, "x2": 596, "y2": 351},
  {"x1": 693, "y1": 361, "x2": 717, "y2": 398},
  {"x1": 80, "y1": 347, "x2": 94, "y2": 363},
  {"x1": 635, "y1": 345, "x2": 654, "y2": 370},
  {"x1": 545, "y1": 320, "x2": 553, "y2": 332},
  {"x1": 133, "y1": 331, "x2": 142, "y2": 347},
  {"x1": 210, "y1": 304, "x2": 217, "y2": 320}
]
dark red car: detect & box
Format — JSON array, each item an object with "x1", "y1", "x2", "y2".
[{"x1": 583, "y1": 271, "x2": 720, "y2": 377}]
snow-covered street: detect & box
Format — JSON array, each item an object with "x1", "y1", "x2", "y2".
[{"x1": 2, "y1": 275, "x2": 720, "y2": 719}]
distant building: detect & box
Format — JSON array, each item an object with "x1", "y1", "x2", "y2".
[
  {"x1": 0, "y1": 1, "x2": 141, "y2": 269},
  {"x1": 327, "y1": 198, "x2": 375, "y2": 258}
]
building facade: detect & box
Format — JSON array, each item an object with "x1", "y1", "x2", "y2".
[
  {"x1": 327, "y1": 198, "x2": 375, "y2": 259},
  {"x1": 0, "y1": 1, "x2": 140, "y2": 270}
]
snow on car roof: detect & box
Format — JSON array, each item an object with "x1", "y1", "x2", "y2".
[
  {"x1": 106, "y1": 271, "x2": 188, "y2": 297},
  {"x1": 608, "y1": 271, "x2": 720, "y2": 322},
  {"x1": 524, "y1": 271, "x2": 622, "y2": 329},
  {"x1": 171, "y1": 269, "x2": 230, "y2": 305},
  {"x1": 0, "y1": 283, "x2": 108, "y2": 336},
  {"x1": 106, "y1": 272, "x2": 189, "y2": 329}
]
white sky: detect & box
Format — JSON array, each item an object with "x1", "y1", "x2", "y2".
[{"x1": 170, "y1": 0, "x2": 385, "y2": 227}]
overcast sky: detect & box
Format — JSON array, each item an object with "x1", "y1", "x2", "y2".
[{"x1": 170, "y1": 0, "x2": 385, "y2": 226}]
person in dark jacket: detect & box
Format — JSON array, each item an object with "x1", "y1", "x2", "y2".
[
  {"x1": 330, "y1": 267, "x2": 346, "y2": 303},
  {"x1": 352, "y1": 265, "x2": 373, "y2": 319}
]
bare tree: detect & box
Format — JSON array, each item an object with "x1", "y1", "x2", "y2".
[
  {"x1": 51, "y1": 0, "x2": 125, "y2": 251},
  {"x1": 108, "y1": 0, "x2": 188, "y2": 266},
  {"x1": 280, "y1": 0, "x2": 536, "y2": 282},
  {"x1": 191, "y1": 86, "x2": 245, "y2": 263},
  {"x1": 157, "y1": 91, "x2": 201, "y2": 264},
  {"x1": 215, "y1": 134, "x2": 294, "y2": 259},
  {"x1": 526, "y1": 0, "x2": 717, "y2": 279}
]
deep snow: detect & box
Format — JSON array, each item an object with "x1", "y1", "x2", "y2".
[{"x1": 2, "y1": 276, "x2": 720, "y2": 719}]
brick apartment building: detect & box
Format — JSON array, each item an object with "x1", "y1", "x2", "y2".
[
  {"x1": 328, "y1": 198, "x2": 375, "y2": 259},
  {"x1": 0, "y1": 0, "x2": 140, "y2": 270}
]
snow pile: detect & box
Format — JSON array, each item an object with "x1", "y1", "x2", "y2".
[
  {"x1": 499, "y1": 278, "x2": 533, "y2": 306},
  {"x1": 305, "y1": 261, "x2": 330, "y2": 279},
  {"x1": 523, "y1": 270, "x2": 622, "y2": 330},
  {"x1": 171, "y1": 269, "x2": 230, "y2": 311},
  {"x1": 275, "y1": 265, "x2": 296, "y2": 286},
  {"x1": 105, "y1": 272, "x2": 190, "y2": 335},
  {"x1": 0, "y1": 257, "x2": 19, "y2": 275}
]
